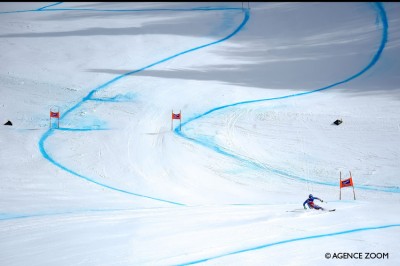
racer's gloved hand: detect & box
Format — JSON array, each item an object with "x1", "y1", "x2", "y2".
[{"x1": 304, "y1": 206, "x2": 307, "y2": 209}]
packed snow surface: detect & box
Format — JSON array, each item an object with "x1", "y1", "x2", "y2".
[{"x1": 1, "y1": 2, "x2": 400, "y2": 265}]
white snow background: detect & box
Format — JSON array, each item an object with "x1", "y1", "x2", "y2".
[{"x1": 1, "y1": 2, "x2": 400, "y2": 265}]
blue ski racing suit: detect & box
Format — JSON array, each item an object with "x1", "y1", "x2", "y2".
[{"x1": 303, "y1": 194, "x2": 324, "y2": 210}]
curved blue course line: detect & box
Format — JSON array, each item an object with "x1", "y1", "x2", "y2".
[
  {"x1": 175, "y1": 2, "x2": 398, "y2": 194},
  {"x1": 37, "y1": 2, "x2": 63, "y2": 11},
  {"x1": 0, "y1": 2, "x2": 62, "y2": 14},
  {"x1": 31, "y1": 5, "x2": 249, "y2": 206},
  {"x1": 180, "y1": 223, "x2": 400, "y2": 265}
]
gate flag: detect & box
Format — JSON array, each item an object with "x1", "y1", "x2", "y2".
[
  {"x1": 339, "y1": 171, "x2": 356, "y2": 200},
  {"x1": 171, "y1": 110, "x2": 182, "y2": 130},
  {"x1": 340, "y1": 177, "x2": 354, "y2": 188},
  {"x1": 172, "y1": 113, "x2": 181, "y2": 120},
  {"x1": 50, "y1": 111, "x2": 60, "y2": 118},
  {"x1": 49, "y1": 107, "x2": 60, "y2": 128}
]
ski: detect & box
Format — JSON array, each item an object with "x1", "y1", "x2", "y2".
[
  {"x1": 286, "y1": 208, "x2": 335, "y2": 212},
  {"x1": 286, "y1": 209, "x2": 306, "y2": 212}
]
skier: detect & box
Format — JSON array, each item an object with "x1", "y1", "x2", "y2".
[{"x1": 303, "y1": 194, "x2": 324, "y2": 210}]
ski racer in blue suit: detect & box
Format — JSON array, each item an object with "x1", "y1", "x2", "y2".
[{"x1": 303, "y1": 194, "x2": 324, "y2": 210}]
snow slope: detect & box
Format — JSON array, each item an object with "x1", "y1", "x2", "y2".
[{"x1": 1, "y1": 2, "x2": 400, "y2": 265}]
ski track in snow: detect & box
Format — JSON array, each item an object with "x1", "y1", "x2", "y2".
[{"x1": 2, "y1": 2, "x2": 398, "y2": 262}]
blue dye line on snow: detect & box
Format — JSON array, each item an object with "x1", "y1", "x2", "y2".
[
  {"x1": 180, "y1": 223, "x2": 400, "y2": 265},
  {"x1": 0, "y1": 2, "x2": 62, "y2": 14},
  {"x1": 37, "y1": 2, "x2": 63, "y2": 11},
  {"x1": 88, "y1": 98, "x2": 127, "y2": 102},
  {"x1": 0, "y1": 10, "x2": 36, "y2": 15},
  {"x1": 175, "y1": 2, "x2": 398, "y2": 194}
]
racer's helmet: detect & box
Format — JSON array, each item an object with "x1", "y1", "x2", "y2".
[{"x1": 309, "y1": 194, "x2": 313, "y2": 198}]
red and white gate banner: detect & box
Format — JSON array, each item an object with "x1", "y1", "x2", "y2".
[
  {"x1": 340, "y1": 177, "x2": 354, "y2": 188},
  {"x1": 171, "y1": 110, "x2": 181, "y2": 130},
  {"x1": 50, "y1": 111, "x2": 60, "y2": 118},
  {"x1": 172, "y1": 113, "x2": 181, "y2": 119},
  {"x1": 50, "y1": 107, "x2": 60, "y2": 128},
  {"x1": 339, "y1": 171, "x2": 356, "y2": 200}
]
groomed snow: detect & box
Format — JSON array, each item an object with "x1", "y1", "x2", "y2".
[{"x1": 1, "y1": 2, "x2": 399, "y2": 265}]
